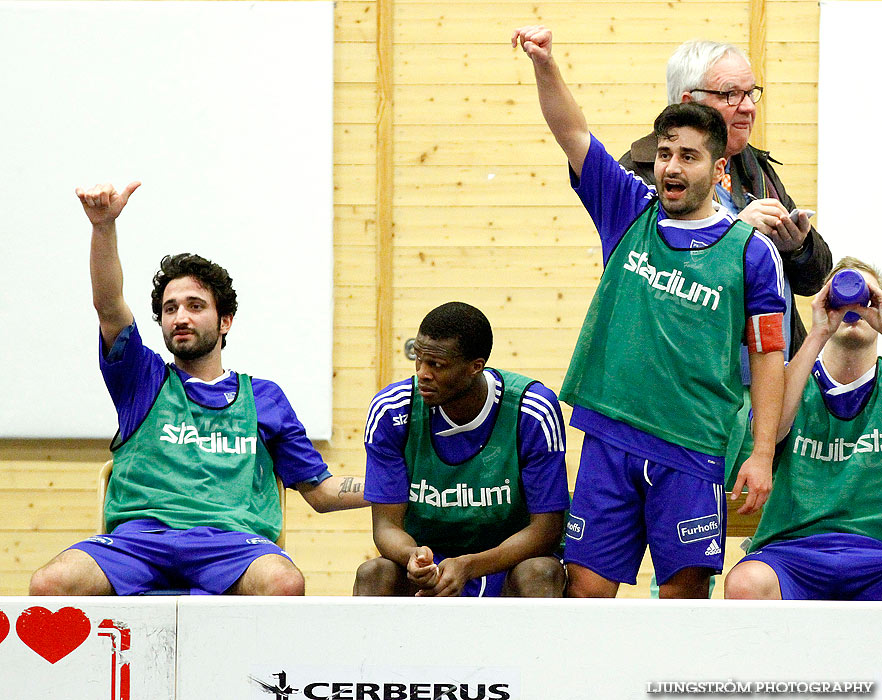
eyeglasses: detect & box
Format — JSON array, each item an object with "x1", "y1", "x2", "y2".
[{"x1": 690, "y1": 86, "x2": 764, "y2": 106}]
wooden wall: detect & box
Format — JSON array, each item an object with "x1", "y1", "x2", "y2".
[{"x1": 0, "y1": 0, "x2": 821, "y2": 597}]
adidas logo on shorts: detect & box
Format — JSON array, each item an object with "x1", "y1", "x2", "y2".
[{"x1": 704, "y1": 539, "x2": 721, "y2": 556}]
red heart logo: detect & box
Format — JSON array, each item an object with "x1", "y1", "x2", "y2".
[
  {"x1": 0, "y1": 611, "x2": 9, "y2": 644},
  {"x1": 16, "y1": 606, "x2": 91, "y2": 664}
]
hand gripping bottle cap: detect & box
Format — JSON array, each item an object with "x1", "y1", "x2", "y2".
[{"x1": 829, "y1": 269, "x2": 870, "y2": 323}]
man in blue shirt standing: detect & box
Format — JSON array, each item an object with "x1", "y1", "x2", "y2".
[
  {"x1": 29, "y1": 181, "x2": 365, "y2": 596},
  {"x1": 513, "y1": 25, "x2": 786, "y2": 598}
]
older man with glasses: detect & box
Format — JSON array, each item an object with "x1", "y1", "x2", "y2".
[{"x1": 620, "y1": 40, "x2": 831, "y2": 495}]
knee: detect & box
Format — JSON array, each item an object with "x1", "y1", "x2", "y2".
[
  {"x1": 29, "y1": 562, "x2": 80, "y2": 596},
  {"x1": 565, "y1": 563, "x2": 618, "y2": 598},
  {"x1": 263, "y1": 565, "x2": 305, "y2": 596},
  {"x1": 659, "y1": 568, "x2": 711, "y2": 599},
  {"x1": 29, "y1": 566, "x2": 58, "y2": 596},
  {"x1": 724, "y1": 562, "x2": 780, "y2": 600},
  {"x1": 353, "y1": 557, "x2": 403, "y2": 596},
  {"x1": 230, "y1": 554, "x2": 305, "y2": 595},
  {"x1": 506, "y1": 557, "x2": 566, "y2": 597},
  {"x1": 30, "y1": 549, "x2": 112, "y2": 596},
  {"x1": 565, "y1": 576, "x2": 599, "y2": 599}
]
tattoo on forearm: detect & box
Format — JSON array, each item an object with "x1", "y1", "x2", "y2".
[{"x1": 338, "y1": 476, "x2": 363, "y2": 497}]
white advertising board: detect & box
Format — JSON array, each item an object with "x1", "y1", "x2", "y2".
[
  {"x1": 2, "y1": 597, "x2": 881, "y2": 698},
  {"x1": 0, "y1": 597, "x2": 176, "y2": 700},
  {"x1": 175, "y1": 598, "x2": 882, "y2": 700}
]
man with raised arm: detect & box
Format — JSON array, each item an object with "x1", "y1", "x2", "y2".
[
  {"x1": 29, "y1": 182, "x2": 365, "y2": 596},
  {"x1": 513, "y1": 26, "x2": 786, "y2": 598},
  {"x1": 353, "y1": 302, "x2": 569, "y2": 597},
  {"x1": 726, "y1": 258, "x2": 882, "y2": 600},
  {"x1": 618, "y1": 39, "x2": 832, "y2": 489}
]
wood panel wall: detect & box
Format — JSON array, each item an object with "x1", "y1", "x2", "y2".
[{"x1": 0, "y1": 0, "x2": 821, "y2": 597}]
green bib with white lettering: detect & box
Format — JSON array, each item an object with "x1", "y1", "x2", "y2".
[
  {"x1": 751, "y1": 360, "x2": 882, "y2": 551},
  {"x1": 403, "y1": 370, "x2": 532, "y2": 556},
  {"x1": 106, "y1": 369, "x2": 281, "y2": 541},
  {"x1": 560, "y1": 201, "x2": 752, "y2": 455}
]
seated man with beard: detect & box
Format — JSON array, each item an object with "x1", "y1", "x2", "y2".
[{"x1": 29, "y1": 181, "x2": 366, "y2": 596}]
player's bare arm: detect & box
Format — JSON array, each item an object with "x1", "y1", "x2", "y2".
[
  {"x1": 296, "y1": 475, "x2": 367, "y2": 512},
  {"x1": 77, "y1": 181, "x2": 141, "y2": 350},
  {"x1": 777, "y1": 281, "x2": 846, "y2": 441},
  {"x1": 371, "y1": 503, "x2": 423, "y2": 567},
  {"x1": 512, "y1": 25, "x2": 591, "y2": 175},
  {"x1": 732, "y1": 350, "x2": 784, "y2": 514}
]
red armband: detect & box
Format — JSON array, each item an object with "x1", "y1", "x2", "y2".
[{"x1": 745, "y1": 312, "x2": 785, "y2": 353}]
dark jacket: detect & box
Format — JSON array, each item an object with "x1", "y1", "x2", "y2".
[{"x1": 619, "y1": 133, "x2": 832, "y2": 356}]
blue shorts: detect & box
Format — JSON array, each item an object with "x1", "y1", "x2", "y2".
[
  {"x1": 564, "y1": 435, "x2": 725, "y2": 585},
  {"x1": 740, "y1": 533, "x2": 882, "y2": 600},
  {"x1": 70, "y1": 519, "x2": 292, "y2": 595},
  {"x1": 433, "y1": 552, "x2": 506, "y2": 597}
]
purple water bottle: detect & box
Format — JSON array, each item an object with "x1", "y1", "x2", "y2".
[{"x1": 829, "y1": 269, "x2": 870, "y2": 323}]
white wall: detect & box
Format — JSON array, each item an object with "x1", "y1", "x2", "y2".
[
  {"x1": 819, "y1": 1, "x2": 882, "y2": 268},
  {"x1": 0, "y1": 1, "x2": 334, "y2": 439}
]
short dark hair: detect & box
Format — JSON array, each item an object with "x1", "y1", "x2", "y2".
[
  {"x1": 653, "y1": 102, "x2": 728, "y2": 161},
  {"x1": 151, "y1": 253, "x2": 238, "y2": 348},
  {"x1": 418, "y1": 302, "x2": 493, "y2": 362}
]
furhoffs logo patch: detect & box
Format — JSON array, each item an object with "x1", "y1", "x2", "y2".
[
  {"x1": 677, "y1": 514, "x2": 720, "y2": 543},
  {"x1": 566, "y1": 514, "x2": 585, "y2": 541}
]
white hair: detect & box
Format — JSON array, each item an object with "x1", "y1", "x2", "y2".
[{"x1": 666, "y1": 40, "x2": 750, "y2": 105}]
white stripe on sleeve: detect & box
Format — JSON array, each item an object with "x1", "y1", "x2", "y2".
[
  {"x1": 752, "y1": 231, "x2": 785, "y2": 298},
  {"x1": 521, "y1": 391, "x2": 565, "y2": 452},
  {"x1": 364, "y1": 385, "x2": 412, "y2": 443}
]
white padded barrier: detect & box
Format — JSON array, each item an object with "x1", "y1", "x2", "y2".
[
  {"x1": 2, "y1": 597, "x2": 881, "y2": 699},
  {"x1": 0, "y1": 597, "x2": 176, "y2": 699}
]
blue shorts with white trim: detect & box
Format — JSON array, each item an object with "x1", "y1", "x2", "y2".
[
  {"x1": 739, "y1": 532, "x2": 882, "y2": 600},
  {"x1": 70, "y1": 518, "x2": 291, "y2": 595},
  {"x1": 564, "y1": 434, "x2": 726, "y2": 585}
]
